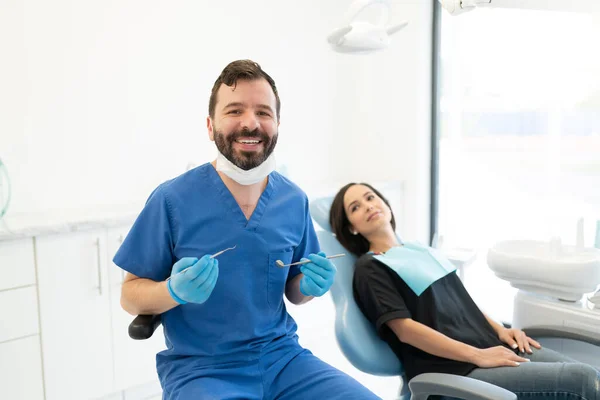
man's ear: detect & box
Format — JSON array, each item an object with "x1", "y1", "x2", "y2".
[{"x1": 207, "y1": 116, "x2": 215, "y2": 141}]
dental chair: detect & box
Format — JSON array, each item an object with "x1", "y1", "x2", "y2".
[{"x1": 309, "y1": 197, "x2": 516, "y2": 400}]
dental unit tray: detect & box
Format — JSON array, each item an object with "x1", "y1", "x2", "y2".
[
  {"x1": 487, "y1": 239, "x2": 600, "y2": 302},
  {"x1": 487, "y1": 239, "x2": 600, "y2": 369}
]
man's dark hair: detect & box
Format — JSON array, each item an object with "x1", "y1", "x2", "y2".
[{"x1": 209, "y1": 60, "x2": 280, "y2": 120}]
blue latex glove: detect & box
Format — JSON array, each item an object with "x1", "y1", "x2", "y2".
[
  {"x1": 167, "y1": 255, "x2": 219, "y2": 305},
  {"x1": 299, "y1": 251, "x2": 337, "y2": 297}
]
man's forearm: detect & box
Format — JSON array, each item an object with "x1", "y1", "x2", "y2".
[
  {"x1": 285, "y1": 274, "x2": 313, "y2": 305},
  {"x1": 121, "y1": 277, "x2": 179, "y2": 315},
  {"x1": 388, "y1": 318, "x2": 479, "y2": 364}
]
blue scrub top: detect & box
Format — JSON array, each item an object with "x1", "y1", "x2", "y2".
[{"x1": 113, "y1": 163, "x2": 320, "y2": 366}]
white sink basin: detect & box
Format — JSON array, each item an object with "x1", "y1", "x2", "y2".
[{"x1": 487, "y1": 239, "x2": 600, "y2": 301}]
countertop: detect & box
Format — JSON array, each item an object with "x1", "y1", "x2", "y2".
[{"x1": 0, "y1": 205, "x2": 140, "y2": 241}]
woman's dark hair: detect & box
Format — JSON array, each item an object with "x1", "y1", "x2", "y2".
[{"x1": 329, "y1": 183, "x2": 396, "y2": 257}]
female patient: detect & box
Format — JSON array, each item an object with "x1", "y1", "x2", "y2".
[{"x1": 329, "y1": 182, "x2": 600, "y2": 399}]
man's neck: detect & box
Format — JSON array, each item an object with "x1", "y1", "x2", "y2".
[{"x1": 210, "y1": 161, "x2": 267, "y2": 214}]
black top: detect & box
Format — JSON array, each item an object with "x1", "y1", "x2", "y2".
[{"x1": 353, "y1": 253, "x2": 509, "y2": 381}]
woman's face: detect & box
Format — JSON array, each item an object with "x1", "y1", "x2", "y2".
[{"x1": 342, "y1": 184, "x2": 392, "y2": 237}]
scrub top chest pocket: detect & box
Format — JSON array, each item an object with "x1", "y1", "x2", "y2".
[{"x1": 267, "y1": 250, "x2": 294, "y2": 310}]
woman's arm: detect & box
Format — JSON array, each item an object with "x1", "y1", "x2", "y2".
[
  {"x1": 482, "y1": 312, "x2": 542, "y2": 353},
  {"x1": 387, "y1": 318, "x2": 528, "y2": 368},
  {"x1": 387, "y1": 318, "x2": 479, "y2": 363}
]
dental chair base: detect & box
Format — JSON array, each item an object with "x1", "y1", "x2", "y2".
[{"x1": 512, "y1": 291, "x2": 600, "y2": 369}]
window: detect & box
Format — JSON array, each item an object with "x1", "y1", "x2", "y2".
[{"x1": 436, "y1": 8, "x2": 600, "y2": 322}]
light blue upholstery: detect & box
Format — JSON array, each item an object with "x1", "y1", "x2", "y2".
[
  {"x1": 311, "y1": 197, "x2": 403, "y2": 376},
  {"x1": 309, "y1": 196, "x2": 517, "y2": 400},
  {"x1": 317, "y1": 230, "x2": 404, "y2": 376}
]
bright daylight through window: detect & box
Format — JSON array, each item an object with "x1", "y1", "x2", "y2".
[{"x1": 437, "y1": 8, "x2": 600, "y2": 323}]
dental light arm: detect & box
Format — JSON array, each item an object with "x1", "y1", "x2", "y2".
[
  {"x1": 327, "y1": 26, "x2": 353, "y2": 45},
  {"x1": 327, "y1": 0, "x2": 409, "y2": 54},
  {"x1": 439, "y1": 0, "x2": 599, "y2": 15},
  {"x1": 438, "y1": 0, "x2": 492, "y2": 16}
]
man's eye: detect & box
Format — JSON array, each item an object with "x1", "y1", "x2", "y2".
[
  {"x1": 257, "y1": 111, "x2": 271, "y2": 117},
  {"x1": 228, "y1": 110, "x2": 241, "y2": 115}
]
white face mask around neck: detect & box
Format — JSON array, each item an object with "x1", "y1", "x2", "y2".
[{"x1": 215, "y1": 151, "x2": 276, "y2": 185}]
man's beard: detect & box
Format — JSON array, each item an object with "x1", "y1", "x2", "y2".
[{"x1": 214, "y1": 128, "x2": 278, "y2": 171}]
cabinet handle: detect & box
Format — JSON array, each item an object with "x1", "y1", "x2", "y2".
[{"x1": 94, "y1": 238, "x2": 103, "y2": 295}]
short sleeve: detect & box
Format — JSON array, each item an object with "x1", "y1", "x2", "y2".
[
  {"x1": 113, "y1": 185, "x2": 176, "y2": 282},
  {"x1": 289, "y1": 196, "x2": 320, "y2": 281},
  {"x1": 353, "y1": 257, "x2": 412, "y2": 334}
]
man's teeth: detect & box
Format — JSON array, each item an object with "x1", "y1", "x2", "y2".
[{"x1": 237, "y1": 140, "x2": 260, "y2": 144}]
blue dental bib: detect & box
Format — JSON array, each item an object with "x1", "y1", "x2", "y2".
[{"x1": 373, "y1": 242, "x2": 457, "y2": 296}]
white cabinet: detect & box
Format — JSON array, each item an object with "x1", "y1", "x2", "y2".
[
  {"x1": 36, "y1": 229, "x2": 114, "y2": 400},
  {"x1": 35, "y1": 224, "x2": 162, "y2": 400},
  {"x1": 0, "y1": 237, "x2": 44, "y2": 399},
  {"x1": 0, "y1": 237, "x2": 36, "y2": 291},
  {"x1": 0, "y1": 286, "x2": 39, "y2": 342},
  {"x1": 107, "y1": 226, "x2": 165, "y2": 392},
  {"x1": 0, "y1": 336, "x2": 45, "y2": 400}
]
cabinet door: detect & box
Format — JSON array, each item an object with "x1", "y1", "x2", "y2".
[
  {"x1": 36, "y1": 230, "x2": 114, "y2": 400},
  {"x1": 0, "y1": 286, "x2": 39, "y2": 345},
  {"x1": 0, "y1": 237, "x2": 36, "y2": 291},
  {"x1": 107, "y1": 225, "x2": 165, "y2": 391},
  {"x1": 0, "y1": 336, "x2": 45, "y2": 400}
]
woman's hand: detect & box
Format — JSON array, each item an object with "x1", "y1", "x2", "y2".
[
  {"x1": 497, "y1": 328, "x2": 542, "y2": 354},
  {"x1": 471, "y1": 346, "x2": 529, "y2": 368}
]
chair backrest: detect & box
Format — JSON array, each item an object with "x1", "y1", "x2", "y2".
[{"x1": 310, "y1": 197, "x2": 403, "y2": 376}]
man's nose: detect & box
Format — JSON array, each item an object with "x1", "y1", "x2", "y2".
[{"x1": 239, "y1": 111, "x2": 260, "y2": 132}]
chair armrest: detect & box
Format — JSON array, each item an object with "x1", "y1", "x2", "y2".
[
  {"x1": 523, "y1": 327, "x2": 600, "y2": 347},
  {"x1": 128, "y1": 314, "x2": 162, "y2": 340},
  {"x1": 408, "y1": 372, "x2": 516, "y2": 400}
]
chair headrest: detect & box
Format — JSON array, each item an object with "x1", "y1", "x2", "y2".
[
  {"x1": 310, "y1": 196, "x2": 334, "y2": 232},
  {"x1": 310, "y1": 196, "x2": 404, "y2": 377}
]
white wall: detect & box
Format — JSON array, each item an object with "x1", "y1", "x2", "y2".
[
  {"x1": 1, "y1": 0, "x2": 432, "y2": 242},
  {"x1": 1, "y1": 1, "x2": 433, "y2": 397}
]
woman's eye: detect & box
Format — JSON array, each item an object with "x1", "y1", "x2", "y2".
[{"x1": 367, "y1": 195, "x2": 374, "y2": 201}]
